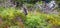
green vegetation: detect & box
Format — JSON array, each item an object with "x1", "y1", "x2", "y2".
[
  {"x1": 24, "y1": 12, "x2": 60, "y2": 28},
  {"x1": 0, "y1": 7, "x2": 26, "y2": 28},
  {"x1": 0, "y1": 7, "x2": 60, "y2": 28},
  {"x1": 0, "y1": 0, "x2": 60, "y2": 28}
]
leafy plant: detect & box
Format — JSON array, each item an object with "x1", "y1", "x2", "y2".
[
  {"x1": 24, "y1": 13, "x2": 51, "y2": 28},
  {"x1": 0, "y1": 7, "x2": 26, "y2": 28}
]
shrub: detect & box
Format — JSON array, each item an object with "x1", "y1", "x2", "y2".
[
  {"x1": 24, "y1": 12, "x2": 60, "y2": 28},
  {"x1": 0, "y1": 7, "x2": 26, "y2": 28},
  {"x1": 24, "y1": 13, "x2": 51, "y2": 28},
  {"x1": 0, "y1": 7, "x2": 60, "y2": 28}
]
